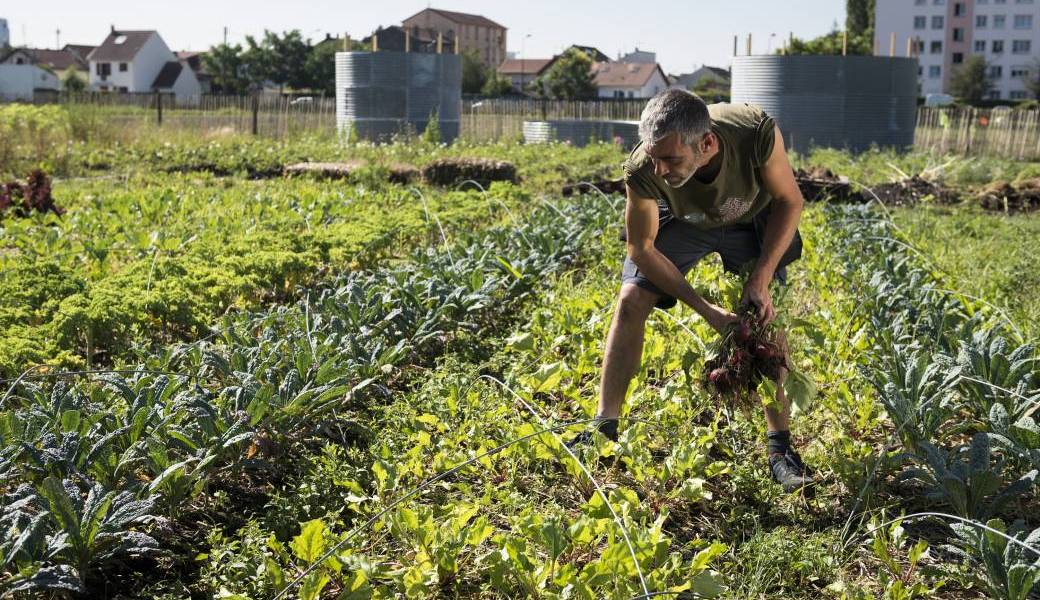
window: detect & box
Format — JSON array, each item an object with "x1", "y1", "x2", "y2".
[
  {"x1": 14, "y1": 57, "x2": 23, "y2": 64},
  {"x1": 994, "y1": 39, "x2": 1005, "y2": 52},
  {"x1": 914, "y1": 16, "x2": 927, "y2": 29},
  {"x1": 931, "y1": 40, "x2": 944, "y2": 53},
  {"x1": 953, "y1": 28, "x2": 965, "y2": 41},
  {"x1": 118, "y1": 62, "x2": 127, "y2": 72},
  {"x1": 989, "y1": 65, "x2": 1004, "y2": 77},
  {"x1": 96, "y1": 62, "x2": 111, "y2": 76},
  {"x1": 932, "y1": 15, "x2": 945, "y2": 28},
  {"x1": 975, "y1": 40, "x2": 987, "y2": 51},
  {"x1": 914, "y1": 39, "x2": 926, "y2": 53},
  {"x1": 113, "y1": 35, "x2": 126, "y2": 45},
  {"x1": 989, "y1": 90, "x2": 1002, "y2": 99},
  {"x1": 1014, "y1": 14, "x2": 1033, "y2": 28},
  {"x1": 1013, "y1": 39, "x2": 1032, "y2": 52},
  {"x1": 1010, "y1": 90, "x2": 1029, "y2": 98},
  {"x1": 929, "y1": 65, "x2": 942, "y2": 77},
  {"x1": 1011, "y1": 66, "x2": 1031, "y2": 77},
  {"x1": 953, "y1": 52, "x2": 964, "y2": 63},
  {"x1": 954, "y1": 2, "x2": 965, "y2": 15},
  {"x1": 977, "y1": 15, "x2": 988, "y2": 27},
  {"x1": 994, "y1": 15, "x2": 1007, "y2": 29},
  {"x1": 915, "y1": 0, "x2": 926, "y2": 4},
  {"x1": 934, "y1": 0, "x2": 945, "y2": 4}
]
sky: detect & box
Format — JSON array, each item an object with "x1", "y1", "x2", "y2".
[{"x1": 3, "y1": 1, "x2": 846, "y2": 74}]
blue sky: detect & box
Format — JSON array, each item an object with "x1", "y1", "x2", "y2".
[{"x1": 5, "y1": 1, "x2": 846, "y2": 73}]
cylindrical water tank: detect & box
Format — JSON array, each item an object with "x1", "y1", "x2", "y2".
[
  {"x1": 335, "y1": 51, "x2": 462, "y2": 143},
  {"x1": 730, "y1": 55, "x2": 918, "y2": 154}
]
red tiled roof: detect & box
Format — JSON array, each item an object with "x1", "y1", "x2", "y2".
[
  {"x1": 497, "y1": 58, "x2": 550, "y2": 75},
  {"x1": 403, "y1": 8, "x2": 505, "y2": 29},
  {"x1": 591, "y1": 62, "x2": 666, "y2": 88}
]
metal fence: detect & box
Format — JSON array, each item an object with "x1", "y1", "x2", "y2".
[
  {"x1": 12, "y1": 94, "x2": 1040, "y2": 158},
  {"x1": 915, "y1": 106, "x2": 1040, "y2": 160}
]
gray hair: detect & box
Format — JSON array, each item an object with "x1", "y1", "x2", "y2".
[{"x1": 638, "y1": 89, "x2": 710, "y2": 148}]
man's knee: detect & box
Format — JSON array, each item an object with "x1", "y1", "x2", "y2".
[{"x1": 615, "y1": 284, "x2": 658, "y2": 325}]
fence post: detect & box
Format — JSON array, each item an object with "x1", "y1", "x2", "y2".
[
  {"x1": 156, "y1": 91, "x2": 163, "y2": 126},
  {"x1": 251, "y1": 92, "x2": 260, "y2": 136}
]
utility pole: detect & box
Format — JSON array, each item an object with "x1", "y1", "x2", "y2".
[
  {"x1": 55, "y1": 28, "x2": 61, "y2": 50},
  {"x1": 223, "y1": 26, "x2": 228, "y2": 46}
]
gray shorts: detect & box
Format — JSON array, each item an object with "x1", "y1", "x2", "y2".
[{"x1": 620, "y1": 202, "x2": 803, "y2": 309}]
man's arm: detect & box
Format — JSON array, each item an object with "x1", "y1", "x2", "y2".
[
  {"x1": 625, "y1": 186, "x2": 736, "y2": 332},
  {"x1": 743, "y1": 124, "x2": 805, "y2": 324}
]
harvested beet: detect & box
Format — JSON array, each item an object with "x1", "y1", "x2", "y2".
[{"x1": 702, "y1": 304, "x2": 789, "y2": 410}]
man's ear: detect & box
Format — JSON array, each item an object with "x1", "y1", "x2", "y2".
[{"x1": 700, "y1": 131, "x2": 717, "y2": 154}]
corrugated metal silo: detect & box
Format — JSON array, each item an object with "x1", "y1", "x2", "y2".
[
  {"x1": 730, "y1": 55, "x2": 918, "y2": 154},
  {"x1": 335, "y1": 51, "x2": 461, "y2": 142}
]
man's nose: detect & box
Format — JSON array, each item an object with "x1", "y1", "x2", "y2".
[{"x1": 654, "y1": 161, "x2": 668, "y2": 177}]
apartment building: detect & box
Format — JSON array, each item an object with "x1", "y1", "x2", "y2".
[{"x1": 876, "y1": 0, "x2": 1040, "y2": 99}]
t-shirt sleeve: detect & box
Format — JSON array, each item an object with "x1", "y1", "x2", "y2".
[
  {"x1": 623, "y1": 163, "x2": 658, "y2": 200},
  {"x1": 752, "y1": 107, "x2": 777, "y2": 167},
  {"x1": 621, "y1": 145, "x2": 659, "y2": 200}
]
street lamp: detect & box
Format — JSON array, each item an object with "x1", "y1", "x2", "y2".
[{"x1": 520, "y1": 33, "x2": 532, "y2": 93}]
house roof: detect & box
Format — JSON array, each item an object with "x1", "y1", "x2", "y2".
[
  {"x1": 87, "y1": 30, "x2": 156, "y2": 63},
  {"x1": 703, "y1": 66, "x2": 731, "y2": 78},
  {"x1": 63, "y1": 44, "x2": 96, "y2": 60},
  {"x1": 29, "y1": 49, "x2": 87, "y2": 71},
  {"x1": 497, "y1": 58, "x2": 551, "y2": 75},
  {"x1": 0, "y1": 47, "x2": 87, "y2": 72},
  {"x1": 151, "y1": 61, "x2": 182, "y2": 88},
  {"x1": 403, "y1": 8, "x2": 505, "y2": 30},
  {"x1": 591, "y1": 61, "x2": 667, "y2": 88}
]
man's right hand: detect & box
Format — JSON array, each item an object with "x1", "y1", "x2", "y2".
[{"x1": 703, "y1": 304, "x2": 739, "y2": 334}]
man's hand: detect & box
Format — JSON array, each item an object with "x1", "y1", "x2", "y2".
[
  {"x1": 742, "y1": 275, "x2": 776, "y2": 325},
  {"x1": 704, "y1": 303, "x2": 740, "y2": 333}
]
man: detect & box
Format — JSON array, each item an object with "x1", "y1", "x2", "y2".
[{"x1": 573, "y1": 89, "x2": 812, "y2": 493}]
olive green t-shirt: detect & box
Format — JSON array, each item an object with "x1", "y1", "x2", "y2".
[{"x1": 622, "y1": 102, "x2": 777, "y2": 229}]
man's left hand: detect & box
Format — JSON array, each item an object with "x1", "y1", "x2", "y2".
[{"x1": 742, "y1": 276, "x2": 776, "y2": 325}]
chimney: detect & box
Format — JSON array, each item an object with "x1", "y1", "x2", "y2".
[{"x1": 110, "y1": 25, "x2": 115, "y2": 33}]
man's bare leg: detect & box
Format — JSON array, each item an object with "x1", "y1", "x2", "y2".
[{"x1": 597, "y1": 284, "x2": 659, "y2": 421}]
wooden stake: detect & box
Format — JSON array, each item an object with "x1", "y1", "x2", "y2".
[
  {"x1": 405, "y1": 31, "x2": 410, "y2": 52},
  {"x1": 746, "y1": 33, "x2": 752, "y2": 56},
  {"x1": 454, "y1": 35, "x2": 459, "y2": 54},
  {"x1": 343, "y1": 32, "x2": 348, "y2": 51},
  {"x1": 733, "y1": 35, "x2": 738, "y2": 57},
  {"x1": 906, "y1": 36, "x2": 912, "y2": 57},
  {"x1": 842, "y1": 30, "x2": 848, "y2": 56},
  {"x1": 889, "y1": 32, "x2": 896, "y2": 57},
  {"x1": 437, "y1": 32, "x2": 443, "y2": 54},
  {"x1": 372, "y1": 33, "x2": 378, "y2": 52}
]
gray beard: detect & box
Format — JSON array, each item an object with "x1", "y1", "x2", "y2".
[{"x1": 664, "y1": 168, "x2": 696, "y2": 188}]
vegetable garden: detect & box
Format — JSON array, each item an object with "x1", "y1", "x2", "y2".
[{"x1": 1, "y1": 104, "x2": 1039, "y2": 599}]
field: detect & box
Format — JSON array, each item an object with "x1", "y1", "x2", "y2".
[{"x1": 2, "y1": 104, "x2": 1039, "y2": 599}]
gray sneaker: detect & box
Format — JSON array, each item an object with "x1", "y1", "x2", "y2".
[{"x1": 769, "y1": 449, "x2": 814, "y2": 494}]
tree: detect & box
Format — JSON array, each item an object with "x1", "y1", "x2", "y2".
[
  {"x1": 203, "y1": 43, "x2": 248, "y2": 94},
  {"x1": 783, "y1": 28, "x2": 872, "y2": 55},
  {"x1": 949, "y1": 55, "x2": 993, "y2": 103},
  {"x1": 461, "y1": 49, "x2": 488, "y2": 94},
  {"x1": 538, "y1": 48, "x2": 596, "y2": 100},
  {"x1": 1026, "y1": 59, "x2": 1040, "y2": 99},
  {"x1": 306, "y1": 40, "x2": 338, "y2": 95},
  {"x1": 481, "y1": 72, "x2": 513, "y2": 96},
  {"x1": 846, "y1": 0, "x2": 875, "y2": 39},
  {"x1": 61, "y1": 68, "x2": 86, "y2": 93},
  {"x1": 240, "y1": 30, "x2": 311, "y2": 92}
]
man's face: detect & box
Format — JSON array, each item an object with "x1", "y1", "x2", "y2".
[{"x1": 646, "y1": 131, "x2": 711, "y2": 188}]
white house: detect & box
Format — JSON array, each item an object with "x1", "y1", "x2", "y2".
[
  {"x1": 0, "y1": 64, "x2": 60, "y2": 101},
  {"x1": 592, "y1": 62, "x2": 668, "y2": 99},
  {"x1": 87, "y1": 28, "x2": 200, "y2": 101}
]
